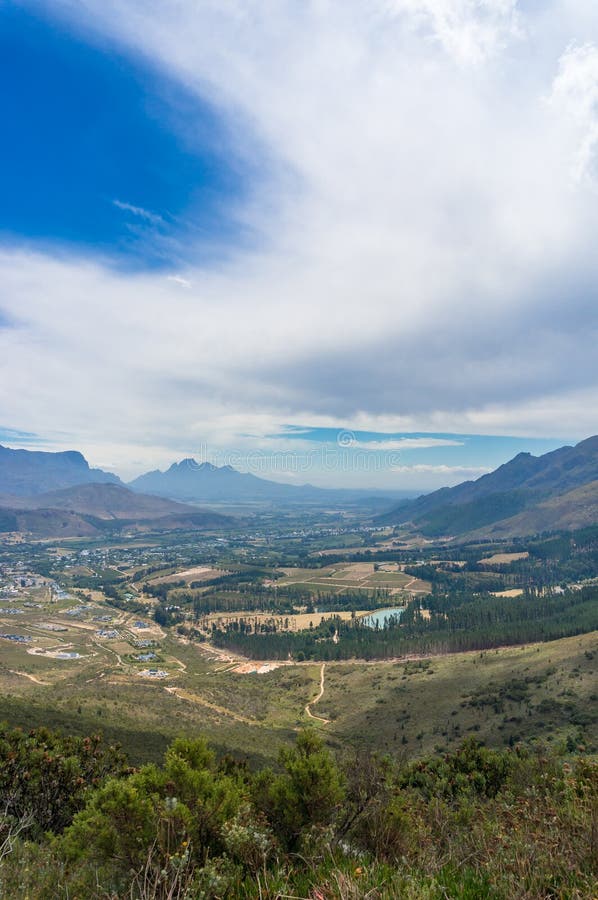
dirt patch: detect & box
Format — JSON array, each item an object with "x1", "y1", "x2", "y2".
[
  {"x1": 151, "y1": 566, "x2": 223, "y2": 585},
  {"x1": 233, "y1": 661, "x2": 287, "y2": 674},
  {"x1": 9, "y1": 670, "x2": 50, "y2": 685},
  {"x1": 480, "y1": 552, "x2": 529, "y2": 566}
]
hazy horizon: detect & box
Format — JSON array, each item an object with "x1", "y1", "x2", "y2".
[{"x1": 0, "y1": 428, "x2": 574, "y2": 492}]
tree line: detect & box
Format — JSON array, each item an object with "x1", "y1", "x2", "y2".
[{"x1": 212, "y1": 585, "x2": 598, "y2": 661}]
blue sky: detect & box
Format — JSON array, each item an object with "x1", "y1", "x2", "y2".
[
  {"x1": 0, "y1": 3, "x2": 249, "y2": 267},
  {"x1": 268, "y1": 428, "x2": 562, "y2": 468},
  {"x1": 0, "y1": 1, "x2": 597, "y2": 488},
  {"x1": 214, "y1": 427, "x2": 565, "y2": 490}
]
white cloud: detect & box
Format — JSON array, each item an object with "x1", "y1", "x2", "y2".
[
  {"x1": 549, "y1": 42, "x2": 598, "y2": 183},
  {"x1": 2, "y1": 1, "x2": 598, "y2": 485},
  {"x1": 351, "y1": 438, "x2": 464, "y2": 451},
  {"x1": 391, "y1": 464, "x2": 491, "y2": 474},
  {"x1": 167, "y1": 275, "x2": 192, "y2": 288},
  {"x1": 113, "y1": 199, "x2": 164, "y2": 225},
  {"x1": 383, "y1": 0, "x2": 522, "y2": 65},
  {"x1": 389, "y1": 462, "x2": 493, "y2": 488}
]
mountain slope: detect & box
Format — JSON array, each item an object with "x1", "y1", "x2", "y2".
[
  {"x1": 9, "y1": 483, "x2": 200, "y2": 520},
  {"x1": 0, "y1": 444, "x2": 121, "y2": 495},
  {"x1": 379, "y1": 435, "x2": 598, "y2": 537},
  {"x1": 0, "y1": 507, "x2": 101, "y2": 538},
  {"x1": 0, "y1": 483, "x2": 231, "y2": 536},
  {"x1": 470, "y1": 479, "x2": 598, "y2": 539}
]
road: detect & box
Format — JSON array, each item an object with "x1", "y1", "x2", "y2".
[{"x1": 305, "y1": 663, "x2": 330, "y2": 724}]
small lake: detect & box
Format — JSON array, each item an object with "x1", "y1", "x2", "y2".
[{"x1": 362, "y1": 607, "x2": 405, "y2": 628}]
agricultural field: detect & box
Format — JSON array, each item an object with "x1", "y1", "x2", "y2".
[
  {"x1": 144, "y1": 565, "x2": 224, "y2": 585},
  {"x1": 202, "y1": 608, "x2": 368, "y2": 633},
  {"x1": 479, "y1": 551, "x2": 530, "y2": 566},
  {"x1": 277, "y1": 561, "x2": 430, "y2": 595}
]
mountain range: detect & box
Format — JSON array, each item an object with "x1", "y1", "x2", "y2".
[
  {"x1": 130, "y1": 459, "x2": 312, "y2": 501},
  {"x1": 4, "y1": 436, "x2": 598, "y2": 539},
  {"x1": 128, "y1": 458, "x2": 409, "y2": 506},
  {"x1": 0, "y1": 445, "x2": 411, "y2": 508},
  {"x1": 379, "y1": 435, "x2": 598, "y2": 538}
]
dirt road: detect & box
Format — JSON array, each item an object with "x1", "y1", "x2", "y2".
[{"x1": 305, "y1": 663, "x2": 330, "y2": 724}]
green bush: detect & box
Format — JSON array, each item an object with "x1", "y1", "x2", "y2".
[
  {"x1": 0, "y1": 725, "x2": 129, "y2": 838},
  {"x1": 0, "y1": 729, "x2": 596, "y2": 899}
]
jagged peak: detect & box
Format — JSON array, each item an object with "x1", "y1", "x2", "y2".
[
  {"x1": 166, "y1": 458, "x2": 197, "y2": 472},
  {"x1": 164, "y1": 459, "x2": 227, "y2": 474}
]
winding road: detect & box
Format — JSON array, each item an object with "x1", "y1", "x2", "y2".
[{"x1": 305, "y1": 662, "x2": 330, "y2": 724}]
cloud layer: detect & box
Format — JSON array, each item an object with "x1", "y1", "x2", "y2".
[{"x1": 1, "y1": 1, "x2": 598, "y2": 481}]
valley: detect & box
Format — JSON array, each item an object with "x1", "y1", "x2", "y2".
[
  {"x1": 1, "y1": 441, "x2": 597, "y2": 899},
  {"x1": 1, "y1": 495, "x2": 597, "y2": 766}
]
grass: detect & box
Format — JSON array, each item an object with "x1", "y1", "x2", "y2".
[
  {"x1": 2, "y1": 571, "x2": 596, "y2": 765},
  {"x1": 203, "y1": 610, "x2": 365, "y2": 631},
  {"x1": 479, "y1": 552, "x2": 529, "y2": 565},
  {"x1": 318, "y1": 632, "x2": 598, "y2": 755},
  {"x1": 1, "y1": 615, "x2": 596, "y2": 767}
]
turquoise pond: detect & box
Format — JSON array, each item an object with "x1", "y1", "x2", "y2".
[{"x1": 362, "y1": 607, "x2": 405, "y2": 628}]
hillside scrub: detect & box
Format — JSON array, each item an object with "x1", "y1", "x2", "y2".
[{"x1": 0, "y1": 725, "x2": 596, "y2": 899}]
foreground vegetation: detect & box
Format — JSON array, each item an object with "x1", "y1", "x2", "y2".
[
  {"x1": 0, "y1": 725, "x2": 595, "y2": 899},
  {"x1": 2, "y1": 514, "x2": 598, "y2": 896}
]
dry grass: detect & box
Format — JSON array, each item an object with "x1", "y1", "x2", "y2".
[
  {"x1": 479, "y1": 552, "x2": 529, "y2": 565},
  {"x1": 204, "y1": 610, "x2": 367, "y2": 632},
  {"x1": 149, "y1": 566, "x2": 223, "y2": 585}
]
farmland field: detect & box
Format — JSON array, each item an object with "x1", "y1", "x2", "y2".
[
  {"x1": 278, "y1": 561, "x2": 430, "y2": 594},
  {"x1": 480, "y1": 551, "x2": 530, "y2": 566}
]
